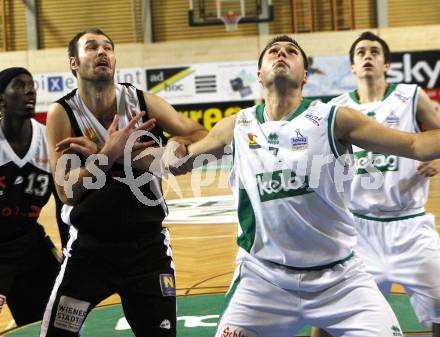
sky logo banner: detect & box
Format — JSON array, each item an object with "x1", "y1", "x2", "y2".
[{"x1": 388, "y1": 50, "x2": 440, "y2": 88}]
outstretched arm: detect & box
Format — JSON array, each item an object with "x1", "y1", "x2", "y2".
[
  {"x1": 162, "y1": 114, "x2": 237, "y2": 175},
  {"x1": 124, "y1": 93, "x2": 209, "y2": 172},
  {"x1": 144, "y1": 92, "x2": 208, "y2": 143},
  {"x1": 187, "y1": 114, "x2": 236, "y2": 156},
  {"x1": 334, "y1": 106, "x2": 440, "y2": 162}
]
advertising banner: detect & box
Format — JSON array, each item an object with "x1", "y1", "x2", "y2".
[
  {"x1": 32, "y1": 50, "x2": 439, "y2": 120},
  {"x1": 174, "y1": 100, "x2": 255, "y2": 130},
  {"x1": 388, "y1": 50, "x2": 440, "y2": 88},
  {"x1": 145, "y1": 61, "x2": 262, "y2": 105},
  {"x1": 33, "y1": 68, "x2": 145, "y2": 113}
]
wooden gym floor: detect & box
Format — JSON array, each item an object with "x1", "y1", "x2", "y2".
[{"x1": 1, "y1": 171, "x2": 440, "y2": 335}]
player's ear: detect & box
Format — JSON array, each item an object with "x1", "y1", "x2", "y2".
[
  {"x1": 69, "y1": 56, "x2": 79, "y2": 73},
  {"x1": 384, "y1": 62, "x2": 390, "y2": 73},
  {"x1": 303, "y1": 69, "x2": 308, "y2": 85},
  {"x1": 257, "y1": 69, "x2": 262, "y2": 84},
  {"x1": 351, "y1": 63, "x2": 356, "y2": 74}
]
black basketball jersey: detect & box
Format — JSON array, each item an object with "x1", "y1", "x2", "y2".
[
  {"x1": 0, "y1": 119, "x2": 52, "y2": 242},
  {"x1": 57, "y1": 83, "x2": 168, "y2": 240}
]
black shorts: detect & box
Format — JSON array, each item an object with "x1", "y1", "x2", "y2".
[
  {"x1": 40, "y1": 227, "x2": 176, "y2": 337},
  {"x1": 0, "y1": 224, "x2": 60, "y2": 325}
]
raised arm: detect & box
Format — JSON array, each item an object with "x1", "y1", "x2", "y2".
[{"x1": 334, "y1": 106, "x2": 440, "y2": 162}]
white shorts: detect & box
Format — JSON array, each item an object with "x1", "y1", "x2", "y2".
[
  {"x1": 215, "y1": 255, "x2": 401, "y2": 337},
  {"x1": 354, "y1": 212, "x2": 440, "y2": 326}
]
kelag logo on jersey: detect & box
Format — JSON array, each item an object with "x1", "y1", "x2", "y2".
[
  {"x1": 354, "y1": 150, "x2": 399, "y2": 174},
  {"x1": 256, "y1": 169, "x2": 313, "y2": 202}
]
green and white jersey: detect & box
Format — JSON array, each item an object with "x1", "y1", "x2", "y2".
[
  {"x1": 330, "y1": 84, "x2": 427, "y2": 219},
  {"x1": 230, "y1": 99, "x2": 356, "y2": 270}
]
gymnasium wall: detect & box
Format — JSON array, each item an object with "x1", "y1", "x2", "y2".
[
  {"x1": 4, "y1": 0, "x2": 439, "y2": 49},
  {"x1": 0, "y1": 24, "x2": 438, "y2": 74}
]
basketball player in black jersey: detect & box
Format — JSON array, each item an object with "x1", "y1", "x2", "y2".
[
  {"x1": 0, "y1": 67, "x2": 61, "y2": 325},
  {"x1": 39, "y1": 29, "x2": 207, "y2": 337}
]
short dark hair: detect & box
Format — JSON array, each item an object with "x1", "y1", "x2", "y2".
[
  {"x1": 258, "y1": 35, "x2": 309, "y2": 70},
  {"x1": 67, "y1": 28, "x2": 115, "y2": 77},
  {"x1": 349, "y1": 31, "x2": 391, "y2": 64}
]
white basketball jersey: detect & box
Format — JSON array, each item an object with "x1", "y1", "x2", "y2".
[
  {"x1": 330, "y1": 84, "x2": 427, "y2": 218},
  {"x1": 230, "y1": 99, "x2": 356, "y2": 270},
  {"x1": 59, "y1": 83, "x2": 167, "y2": 227},
  {"x1": 0, "y1": 119, "x2": 52, "y2": 237}
]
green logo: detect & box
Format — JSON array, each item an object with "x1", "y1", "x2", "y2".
[
  {"x1": 268, "y1": 132, "x2": 279, "y2": 145},
  {"x1": 354, "y1": 150, "x2": 399, "y2": 174},
  {"x1": 367, "y1": 111, "x2": 376, "y2": 119},
  {"x1": 256, "y1": 169, "x2": 313, "y2": 202}
]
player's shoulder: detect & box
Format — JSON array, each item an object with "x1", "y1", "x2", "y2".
[
  {"x1": 393, "y1": 83, "x2": 418, "y2": 95},
  {"x1": 389, "y1": 83, "x2": 419, "y2": 103},
  {"x1": 56, "y1": 88, "x2": 77, "y2": 104},
  {"x1": 238, "y1": 104, "x2": 258, "y2": 117},
  {"x1": 118, "y1": 82, "x2": 141, "y2": 93},
  {"x1": 31, "y1": 117, "x2": 47, "y2": 132},
  {"x1": 47, "y1": 100, "x2": 69, "y2": 119},
  {"x1": 30, "y1": 119, "x2": 49, "y2": 150},
  {"x1": 394, "y1": 83, "x2": 417, "y2": 90},
  {"x1": 327, "y1": 92, "x2": 351, "y2": 106}
]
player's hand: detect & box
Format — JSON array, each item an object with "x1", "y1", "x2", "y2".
[
  {"x1": 417, "y1": 160, "x2": 440, "y2": 177},
  {"x1": 161, "y1": 141, "x2": 193, "y2": 176},
  {"x1": 0, "y1": 294, "x2": 6, "y2": 313},
  {"x1": 100, "y1": 112, "x2": 157, "y2": 163},
  {"x1": 168, "y1": 136, "x2": 191, "y2": 161},
  {"x1": 55, "y1": 136, "x2": 99, "y2": 157}
]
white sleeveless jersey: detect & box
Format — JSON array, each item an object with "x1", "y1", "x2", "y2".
[
  {"x1": 0, "y1": 119, "x2": 52, "y2": 238},
  {"x1": 59, "y1": 83, "x2": 167, "y2": 228},
  {"x1": 230, "y1": 99, "x2": 356, "y2": 269},
  {"x1": 330, "y1": 84, "x2": 427, "y2": 218}
]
